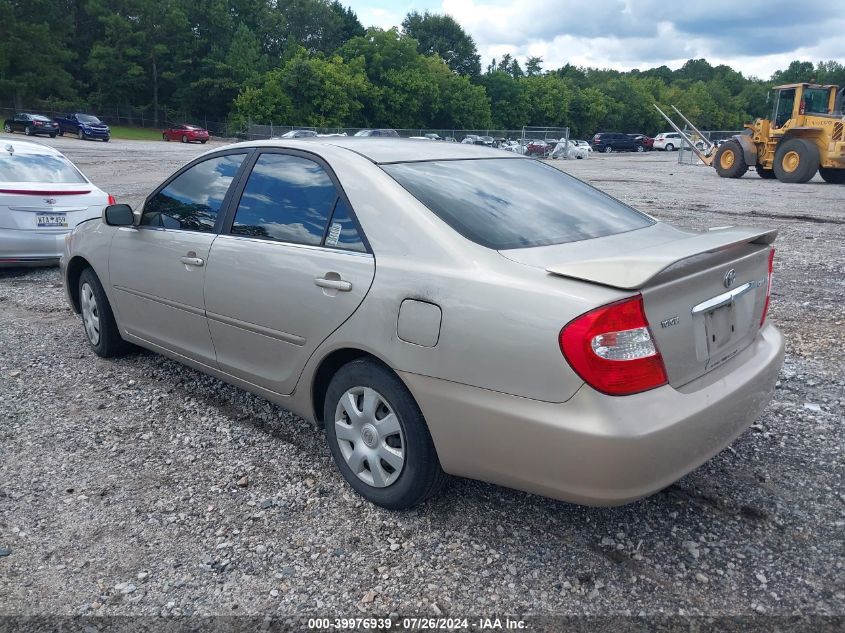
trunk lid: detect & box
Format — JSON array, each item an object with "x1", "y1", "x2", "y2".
[
  {"x1": 0, "y1": 183, "x2": 107, "y2": 231},
  {"x1": 500, "y1": 224, "x2": 776, "y2": 388}
]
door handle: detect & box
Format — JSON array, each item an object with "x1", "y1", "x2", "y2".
[
  {"x1": 180, "y1": 252, "x2": 204, "y2": 267},
  {"x1": 314, "y1": 277, "x2": 352, "y2": 292}
]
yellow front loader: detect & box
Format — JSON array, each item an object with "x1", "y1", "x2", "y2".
[{"x1": 654, "y1": 83, "x2": 845, "y2": 184}]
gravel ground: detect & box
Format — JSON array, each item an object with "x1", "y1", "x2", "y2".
[{"x1": 1, "y1": 136, "x2": 843, "y2": 628}]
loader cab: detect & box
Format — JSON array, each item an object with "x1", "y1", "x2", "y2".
[{"x1": 771, "y1": 83, "x2": 839, "y2": 127}]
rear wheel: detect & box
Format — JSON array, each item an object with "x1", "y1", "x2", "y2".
[
  {"x1": 3, "y1": 123, "x2": 11, "y2": 133},
  {"x1": 819, "y1": 167, "x2": 845, "y2": 184},
  {"x1": 664, "y1": 143, "x2": 675, "y2": 151},
  {"x1": 78, "y1": 129, "x2": 84, "y2": 140},
  {"x1": 78, "y1": 268, "x2": 133, "y2": 358},
  {"x1": 324, "y1": 359, "x2": 447, "y2": 509},
  {"x1": 58, "y1": 129, "x2": 64, "y2": 136},
  {"x1": 636, "y1": 145, "x2": 644, "y2": 152},
  {"x1": 24, "y1": 126, "x2": 32, "y2": 136},
  {"x1": 603, "y1": 145, "x2": 613, "y2": 153},
  {"x1": 713, "y1": 140, "x2": 748, "y2": 178},
  {"x1": 50, "y1": 133, "x2": 57, "y2": 138},
  {"x1": 181, "y1": 134, "x2": 188, "y2": 143},
  {"x1": 755, "y1": 164, "x2": 776, "y2": 179},
  {"x1": 774, "y1": 138, "x2": 819, "y2": 183},
  {"x1": 163, "y1": 133, "x2": 169, "y2": 141}
]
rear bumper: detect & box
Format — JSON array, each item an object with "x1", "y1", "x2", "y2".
[
  {"x1": 400, "y1": 324, "x2": 785, "y2": 506},
  {"x1": 0, "y1": 227, "x2": 68, "y2": 265}
]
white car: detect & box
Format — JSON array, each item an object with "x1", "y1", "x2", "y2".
[
  {"x1": 572, "y1": 140, "x2": 593, "y2": 152},
  {"x1": 653, "y1": 132, "x2": 683, "y2": 151},
  {"x1": 0, "y1": 140, "x2": 112, "y2": 266}
]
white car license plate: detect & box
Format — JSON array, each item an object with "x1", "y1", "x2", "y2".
[{"x1": 36, "y1": 213, "x2": 68, "y2": 228}]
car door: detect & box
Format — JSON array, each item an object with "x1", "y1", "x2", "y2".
[
  {"x1": 15, "y1": 115, "x2": 29, "y2": 132},
  {"x1": 203, "y1": 150, "x2": 375, "y2": 394},
  {"x1": 108, "y1": 150, "x2": 251, "y2": 365}
]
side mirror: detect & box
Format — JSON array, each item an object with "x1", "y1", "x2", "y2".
[{"x1": 104, "y1": 204, "x2": 135, "y2": 226}]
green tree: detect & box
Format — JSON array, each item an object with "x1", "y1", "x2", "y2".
[
  {"x1": 525, "y1": 56, "x2": 543, "y2": 77},
  {"x1": 401, "y1": 11, "x2": 481, "y2": 77}
]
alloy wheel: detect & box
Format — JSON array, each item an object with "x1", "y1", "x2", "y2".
[
  {"x1": 80, "y1": 282, "x2": 101, "y2": 345},
  {"x1": 334, "y1": 386, "x2": 405, "y2": 488}
]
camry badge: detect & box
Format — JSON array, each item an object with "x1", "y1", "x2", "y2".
[
  {"x1": 45, "y1": 198, "x2": 56, "y2": 205},
  {"x1": 723, "y1": 268, "x2": 737, "y2": 288}
]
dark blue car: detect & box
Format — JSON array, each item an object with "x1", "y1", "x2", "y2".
[{"x1": 55, "y1": 113, "x2": 110, "y2": 142}]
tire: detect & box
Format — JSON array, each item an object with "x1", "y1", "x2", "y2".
[
  {"x1": 103, "y1": 137, "x2": 109, "y2": 142},
  {"x1": 50, "y1": 133, "x2": 57, "y2": 138},
  {"x1": 323, "y1": 359, "x2": 447, "y2": 510},
  {"x1": 755, "y1": 164, "x2": 776, "y2": 179},
  {"x1": 773, "y1": 138, "x2": 819, "y2": 183},
  {"x1": 58, "y1": 129, "x2": 64, "y2": 137},
  {"x1": 181, "y1": 134, "x2": 188, "y2": 143},
  {"x1": 163, "y1": 133, "x2": 169, "y2": 141},
  {"x1": 636, "y1": 145, "x2": 644, "y2": 152},
  {"x1": 78, "y1": 268, "x2": 133, "y2": 358},
  {"x1": 664, "y1": 143, "x2": 675, "y2": 151},
  {"x1": 24, "y1": 126, "x2": 32, "y2": 136},
  {"x1": 3, "y1": 123, "x2": 11, "y2": 133},
  {"x1": 200, "y1": 140, "x2": 207, "y2": 144},
  {"x1": 713, "y1": 140, "x2": 748, "y2": 178},
  {"x1": 78, "y1": 129, "x2": 84, "y2": 140},
  {"x1": 603, "y1": 145, "x2": 613, "y2": 154},
  {"x1": 819, "y1": 167, "x2": 845, "y2": 184}
]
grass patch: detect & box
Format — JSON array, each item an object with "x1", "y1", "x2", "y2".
[{"x1": 107, "y1": 126, "x2": 164, "y2": 141}]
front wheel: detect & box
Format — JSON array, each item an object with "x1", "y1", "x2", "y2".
[
  {"x1": 774, "y1": 138, "x2": 819, "y2": 183},
  {"x1": 78, "y1": 268, "x2": 133, "y2": 358},
  {"x1": 324, "y1": 359, "x2": 447, "y2": 509},
  {"x1": 664, "y1": 143, "x2": 675, "y2": 151},
  {"x1": 24, "y1": 126, "x2": 32, "y2": 136},
  {"x1": 181, "y1": 134, "x2": 188, "y2": 143},
  {"x1": 200, "y1": 140, "x2": 207, "y2": 144},
  {"x1": 78, "y1": 129, "x2": 84, "y2": 140},
  {"x1": 819, "y1": 167, "x2": 845, "y2": 184},
  {"x1": 103, "y1": 137, "x2": 109, "y2": 142},
  {"x1": 3, "y1": 123, "x2": 11, "y2": 133},
  {"x1": 603, "y1": 145, "x2": 613, "y2": 153},
  {"x1": 58, "y1": 129, "x2": 64, "y2": 136},
  {"x1": 50, "y1": 133, "x2": 57, "y2": 138},
  {"x1": 713, "y1": 140, "x2": 748, "y2": 178},
  {"x1": 163, "y1": 133, "x2": 169, "y2": 141},
  {"x1": 636, "y1": 145, "x2": 644, "y2": 152}
]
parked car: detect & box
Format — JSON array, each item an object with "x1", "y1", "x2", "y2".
[
  {"x1": 54, "y1": 113, "x2": 110, "y2": 142},
  {"x1": 277, "y1": 129, "x2": 318, "y2": 139},
  {"x1": 353, "y1": 129, "x2": 399, "y2": 137},
  {"x1": 653, "y1": 132, "x2": 683, "y2": 151},
  {"x1": 424, "y1": 133, "x2": 441, "y2": 141},
  {"x1": 162, "y1": 124, "x2": 210, "y2": 143},
  {"x1": 3, "y1": 113, "x2": 60, "y2": 138},
  {"x1": 1, "y1": 140, "x2": 113, "y2": 266},
  {"x1": 462, "y1": 134, "x2": 481, "y2": 144},
  {"x1": 550, "y1": 140, "x2": 588, "y2": 160},
  {"x1": 628, "y1": 134, "x2": 653, "y2": 152},
  {"x1": 591, "y1": 132, "x2": 638, "y2": 153},
  {"x1": 572, "y1": 140, "x2": 593, "y2": 152},
  {"x1": 63, "y1": 138, "x2": 783, "y2": 510},
  {"x1": 523, "y1": 139, "x2": 546, "y2": 156}
]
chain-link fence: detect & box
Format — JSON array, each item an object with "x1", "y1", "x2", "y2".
[
  {"x1": 1, "y1": 104, "x2": 236, "y2": 138},
  {"x1": 678, "y1": 129, "x2": 743, "y2": 165}
]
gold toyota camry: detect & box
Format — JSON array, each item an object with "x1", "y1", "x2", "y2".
[{"x1": 62, "y1": 139, "x2": 784, "y2": 509}]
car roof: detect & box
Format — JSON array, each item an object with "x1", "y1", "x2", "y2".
[
  {"x1": 225, "y1": 138, "x2": 524, "y2": 164},
  {"x1": 1, "y1": 140, "x2": 63, "y2": 156}
]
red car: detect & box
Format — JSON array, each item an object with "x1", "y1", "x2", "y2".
[{"x1": 162, "y1": 124, "x2": 209, "y2": 144}]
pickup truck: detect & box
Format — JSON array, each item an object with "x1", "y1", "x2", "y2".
[{"x1": 54, "y1": 113, "x2": 110, "y2": 142}]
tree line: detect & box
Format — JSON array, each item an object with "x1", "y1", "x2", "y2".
[{"x1": 2, "y1": 1, "x2": 844, "y2": 137}]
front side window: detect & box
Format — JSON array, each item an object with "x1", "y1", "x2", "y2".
[
  {"x1": 231, "y1": 153, "x2": 340, "y2": 246},
  {"x1": 141, "y1": 153, "x2": 246, "y2": 232},
  {"x1": 383, "y1": 158, "x2": 653, "y2": 250},
  {"x1": 0, "y1": 154, "x2": 87, "y2": 183},
  {"x1": 802, "y1": 88, "x2": 829, "y2": 114}
]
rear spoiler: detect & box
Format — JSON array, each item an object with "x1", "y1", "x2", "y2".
[{"x1": 546, "y1": 226, "x2": 777, "y2": 290}]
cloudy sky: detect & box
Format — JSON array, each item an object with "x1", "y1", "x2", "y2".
[{"x1": 347, "y1": 0, "x2": 845, "y2": 79}]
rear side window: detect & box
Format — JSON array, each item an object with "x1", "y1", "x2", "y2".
[
  {"x1": 141, "y1": 153, "x2": 246, "y2": 232},
  {"x1": 383, "y1": 158, "x2": 653, "y2": 249},
  {"x1": 0, "y1": 154, "x2": 86, "y2": 183},
  {"x1": 231, "y1": 153, "x2": 337, "y2": 246}
]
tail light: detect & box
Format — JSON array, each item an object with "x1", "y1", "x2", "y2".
[
  {"x1": 107, "y1": 194, "x2": 117, "y2": 205},
  {"x1": 760, "y1": 247, "x2": 775, "y2": 326},
  {"x1": 559, "y1": 295, "x2": 668, "y2": 396},
  {"x1": 34, "y1": 121, "x2": 43, "y2": 126}
]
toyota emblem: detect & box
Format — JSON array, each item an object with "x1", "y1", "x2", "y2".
[
  {"x1": 723, "y1": 268, "x2": 737, "y2": 288},
  {"x1": 44, "y1": 198, "x2": 56, "y2": 205}
]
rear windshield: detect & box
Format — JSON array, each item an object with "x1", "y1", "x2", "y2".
[
  {"x1": 0, "y1": 154, "x2": 87, "y2": 183},
  {"x1": 382, "y1": 158, "x2": 653, "y2": 249}
]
